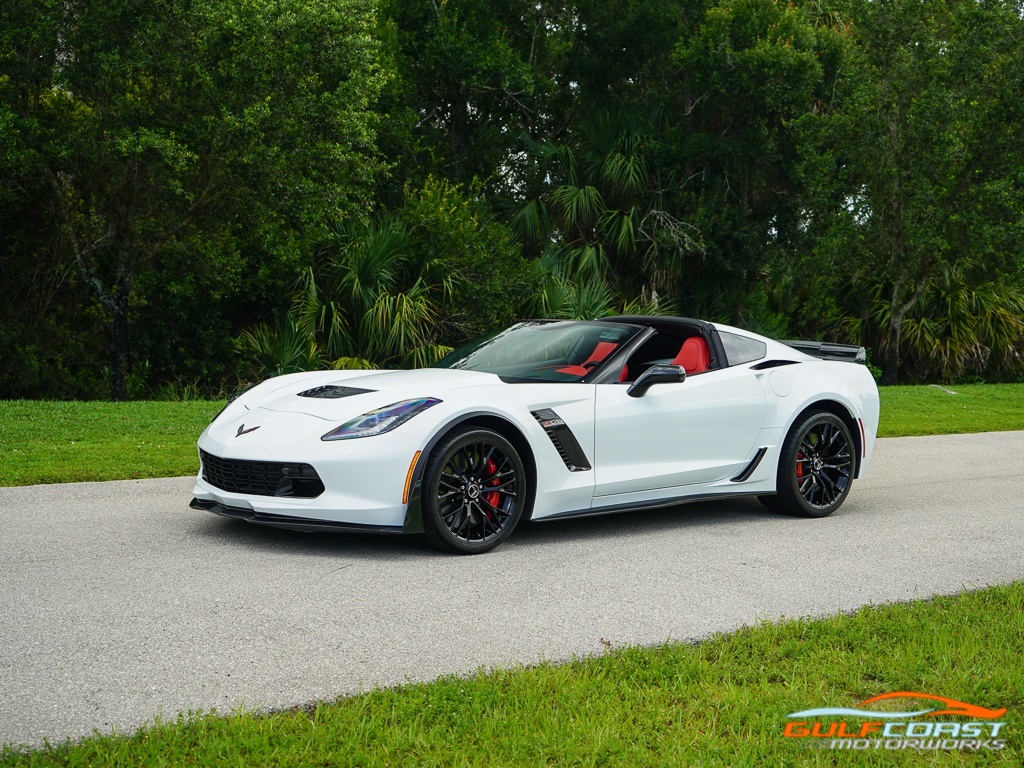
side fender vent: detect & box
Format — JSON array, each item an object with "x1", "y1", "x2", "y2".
[
  {"x1": 731, "y1": 447, "x2": 768, "y2": 482},
  {"x1": 531, "y1": 409, "x2": 592, "y2": 472}
]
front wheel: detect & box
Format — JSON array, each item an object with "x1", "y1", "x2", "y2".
[
  {"x1": 760, "y1": 411, "x2": 855, "y2": 518},
  {"x1": 420, "y1": 427, "x2": 527, "y2": 554}
]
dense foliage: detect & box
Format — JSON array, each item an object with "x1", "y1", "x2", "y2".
[{"x1": 2, "y1": 0, "x2": 1023, "y2": 398}]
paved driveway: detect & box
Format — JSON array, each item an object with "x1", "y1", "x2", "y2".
[{"x1": 2, "y1": 431, "x2": 1022, "y2": 748}]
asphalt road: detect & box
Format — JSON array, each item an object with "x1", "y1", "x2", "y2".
[{"x1": 2, "y1": 431, "x2": 1023, "y2": 748}]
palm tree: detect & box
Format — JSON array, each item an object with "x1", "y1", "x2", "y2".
[
  {"x1": 238, "y1": 218, "x2": 452, "y2": 378},
  {"x1": 839, "y1": 260, "x2": 1024, "y2": 382},
  {"x1": 295, "y1": 218, "x2": 452, "y2": 369},
  {"x1": 509, "y1": 108, "x2": 700, "y2": 303}
]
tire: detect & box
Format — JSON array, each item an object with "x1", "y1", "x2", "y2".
[
  {"x1": 420, "y1": 427, "x2": 528, "y2": 554},
  {"x1": 756, "y1": 493, "x2": 786, "y2": 513},
  {"x1": 761, "y1": 410, "x2": 855, "y2": 518}
]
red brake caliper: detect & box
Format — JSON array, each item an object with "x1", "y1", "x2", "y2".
[
  {"x1": 483, "y1": 458, "x2": 501, "y2": 510},
  {"x1": 795, "y1": 451, "x2": 804, "y2": 479}
]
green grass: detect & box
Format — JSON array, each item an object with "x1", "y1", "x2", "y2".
[
  {"x1": 0, "y1": 400, "x2": 223, "y2": 486},
  {"x1": 878, "y1": 383, "x2": 1024, "y2": 438},
  {"x1": 2, "y1": 391, "x2": 1022, "y2": 763},
  {"x1": 3, "y1": 583, "x2": 1022, "y2": 766},
  {"x1": 3, "y1": 383, "x2": 1023, "y2": 486}
]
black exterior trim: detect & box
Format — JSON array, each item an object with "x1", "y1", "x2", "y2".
[
  {"x1": 531, "y1": 409, "x2": 592, "y2": 471},
  {"x1": 536, "y1": 489, "x2": 763, "y2": 522},
  {"x1": 750, "y1": 359, "x2": 800, "y2": 370},
  {"x1": 298, "y1": 385, "x2": 374, "y2": 399},
  {"x1": 731, "y1": 447, "x2": 768, "y2": 482},
  {"x1": 190, "y1": 498, "x2": 403, "y2": 534},
  {"x1": 200, "y1": 450, "x2": 325, "y2": 498},
  {"x1": 589, "y1": 326, "x2": 656, "y2": 384},
  {"x1": 780, "y1": 340, "x2": 867, "y2": 364}
]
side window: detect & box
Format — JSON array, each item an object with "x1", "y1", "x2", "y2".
[{"x1": 720, "y1": 331, "x2": 766, "y2": 366}]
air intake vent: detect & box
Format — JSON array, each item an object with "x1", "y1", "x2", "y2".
[
  {"x1": 200, "y1": 450, "x2": 325, "y2": 498},
  {"x1": 298, "y1": 385, "x2": 373, "y2": 399},
  {"x1": 531, "y1": 409, "x2": 592, "y2": 472}
]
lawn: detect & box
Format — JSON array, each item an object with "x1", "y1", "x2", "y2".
[
  {"x1": 2, "y1": 383, "x2": 1023, "y2": 487},
  {"x1": 877, "y1": 382, "x2": 1024, "y2": 437},
  {"x1": 1, "y1": 387, "x2": 1022, "y2": 763},
  {"x1": 0, "y1": 400, "x2": 222, "y2": 487},
  {"x1": 2, "y1": 583, "x2": 1021, "y2": 765}
]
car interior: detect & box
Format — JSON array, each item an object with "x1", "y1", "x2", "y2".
[{"x1": 616, "y1": 330, "x2": 713, "y2": 383}]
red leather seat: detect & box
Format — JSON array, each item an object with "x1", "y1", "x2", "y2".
[
  {"x1": 672, "y1": 336, "x2": 710, "y2": 374},
  {"x1": 557, "y1": 341, "x2": 618, "y2": 377}
]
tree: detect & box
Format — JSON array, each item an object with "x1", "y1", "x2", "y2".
[
  {"x1": 802, "y1": 0, "x2": 1024, "y2": 382},
  {"x1": 398, "y1": 177, "x2": 542, "y2": 341},
  {"x1": 670, "y1": 0, "x2": 844, "y2": 284},
  {"x1": 510, "y1": 108, "x2": 700, "y2": 302},
  {"x1": 240, "y1": 177, "x2": 541, "y2": 376},
  {"x1": 2, "y1": 0, "x2": 388, "y2": 399}
]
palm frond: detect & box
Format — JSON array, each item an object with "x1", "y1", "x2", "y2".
[
  {"x1": 402, "y1": 344, "x2": 453, "y2": 369},
  {"x1": 538, "y1": 244, "x2": 570, "y2": 278},
  {"x1": 570, "y1": 243, "x2": 612, "y2": 283},
  {"x1": 543, "y1": 277, "x2": 616, "y2": 320},
  {"x1": 509, "y1": 198, "x2": 552, "y2": 244},
  {"x1": 550, "y1": 185, "x2": 604, "y2": 233},
  {"x1": 235, "y1": 316, "x2": 322, "y2": 378},
  {"x1": 330, "y1": 218, "x2": 413, "y2": 310},
  {"x1": 360, "y1": 289, "x2": 438, "y2": 364},
  {"x1": 330, "y1": 356, "x2": 379, "y2": 370},
  {"x1": 599, "y1": 206, "x2": 639, "y2": 254}
]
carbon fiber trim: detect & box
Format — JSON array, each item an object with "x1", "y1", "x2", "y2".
[
  {"x1": 531, "y1": 409, "x2": 592, "y2": 472},
  {"x1": 297, "y1": 385, "x2": 374, "y2": 398},
  {"x1": 190, "y1": 498, "x2": 402, "y2": 534},
  {"x1": 731, "y1": 447, "x2": 768, "y2": 482}
]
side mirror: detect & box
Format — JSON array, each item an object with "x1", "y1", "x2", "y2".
[{"x1": 626, "y1": 364, "x2": 686, "y2": 398}]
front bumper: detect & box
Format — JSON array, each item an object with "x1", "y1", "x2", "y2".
[
  {"x1": 189, "y1": 498, "x2": 403, "y2": 534},
  {"x1": 194, "y1": 410, "x2": 424, "y2": 529}
]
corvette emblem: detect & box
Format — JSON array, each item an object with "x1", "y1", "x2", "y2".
[{"x1": 236, "y1": 424, "x2": 260, "y2": 437}]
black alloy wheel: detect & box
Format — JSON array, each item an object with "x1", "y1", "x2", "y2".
[
  {"x1": 759, "y1": 410, "x2": 855, "y2": 518},
  {"x1": 421, "y1": 427, "x2": 527, "y2": 554}
]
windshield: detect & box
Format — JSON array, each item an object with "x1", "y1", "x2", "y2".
[{"x1": 433, "y1": 321, "x2": 642, "y2": 382}]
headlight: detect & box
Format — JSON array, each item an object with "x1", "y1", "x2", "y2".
[{"x1": 321, "y1": 398, "x2": 442, "y2": 441}]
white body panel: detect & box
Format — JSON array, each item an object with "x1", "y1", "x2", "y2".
[
  {"x1": 194, "y1": 320, "x2": 880, "y2": 533},
  {"x1": 593, "y1": 364, "x2": 766, "y2": 498}
]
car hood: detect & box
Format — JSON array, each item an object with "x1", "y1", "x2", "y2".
[{"x1": 246, "y1": 367, "x2": 501, "y2": 422}]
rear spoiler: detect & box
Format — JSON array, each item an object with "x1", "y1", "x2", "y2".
[{"x1": 779, "y1": 340, "x2": 866, "y2": 364}]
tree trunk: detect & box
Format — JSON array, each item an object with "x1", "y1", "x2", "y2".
[
  {"x1": 882, "y1": 311, "x2": 901, "y2": 385},
  {"x1": 882, "y1": 275, "x2": 927, "y2": 386},
  {"x1": 449, "y1": 91, "x2": 468, "y2": 181},
  {"x1": 109, "y1": 291, "x2": 130, "y2": 401}
]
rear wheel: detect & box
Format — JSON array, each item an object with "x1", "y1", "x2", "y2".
[
  {"x1": 420, "y1": 427, "x2": 527, "y2": 554},
  {"x1": 759, "y1": 411, "x2": 855, "y2": 518}
]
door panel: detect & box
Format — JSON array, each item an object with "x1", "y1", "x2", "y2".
[{"x1": 593, "y1": 366, "x2": 767, "y2": 497}]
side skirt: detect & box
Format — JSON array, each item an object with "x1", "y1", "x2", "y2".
[{"x1": 534, "y1": 490, "x2": 764, "y2": 523}]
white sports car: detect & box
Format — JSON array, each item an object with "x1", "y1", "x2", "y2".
[{"x1": 192, "y1": 317, "x2": 879, "y2": 553}]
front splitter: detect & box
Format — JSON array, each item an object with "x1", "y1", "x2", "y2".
[{"x1": 189, "y1": 498, "x2": 404, "y2": 535}]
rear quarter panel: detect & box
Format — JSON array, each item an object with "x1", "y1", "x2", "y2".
[{"x1": 760, "y1": 360, "x2": 880, "y2": 476}]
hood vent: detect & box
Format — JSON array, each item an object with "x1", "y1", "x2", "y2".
[{"x1": 298, "y1": 385, "x2": 374, "y2": 399}]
